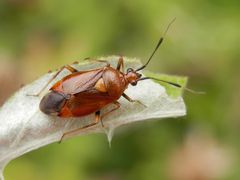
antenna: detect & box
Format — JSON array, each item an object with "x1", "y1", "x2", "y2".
[
  {"x1": 136, "y1": 18, "x2": 176, "y2": 72},
  {"x1": 138, "y1": 77, "x2": 205, "y2": 94}
]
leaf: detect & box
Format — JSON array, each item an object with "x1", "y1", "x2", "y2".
[{"x1": 0, "y1": 56, "x2": 186, "y2": 180}]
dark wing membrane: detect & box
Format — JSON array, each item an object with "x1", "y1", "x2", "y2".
[{"x1": 61, "y1": 68, "x2": 104, "y2": 94}]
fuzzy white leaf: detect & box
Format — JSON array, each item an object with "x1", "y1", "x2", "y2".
[{"x1": 0, "y1": 56, "x2": 186, "y2": 179}]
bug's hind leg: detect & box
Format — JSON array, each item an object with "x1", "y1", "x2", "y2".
[
  {"x1": 27, "y1": 65, "x2": 78, "y2": 97},
  {"x1": 59, "y1": 102, "x2": 121, "y2": 143},
  {"x1": 122, "y1": 93, "x2": 146, "y2": 107},
  {"x1": 59, "y1": 111, "x2": 101, "y2": 143}
]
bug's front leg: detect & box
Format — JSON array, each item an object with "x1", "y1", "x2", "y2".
[
  {"x1": 28, "y1": 65, "x2": 78, "y2": 97},
  {"x1": 116, "y1": 56, "x2": 125, "y2": 73},
  {"x1": 59, "y1": 111, "x2": 102, "y2": 143},
  {"x1": 122, "y1": 93, "x2": 146, "y2": 107}
]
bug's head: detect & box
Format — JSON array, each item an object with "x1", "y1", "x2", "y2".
[{"x1": 125, "y1": 68, "x2": 142, "y2": 86}]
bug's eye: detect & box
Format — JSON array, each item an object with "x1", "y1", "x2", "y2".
[
  {"x1": 137, "y1": 73, "x2": 142, "y2": 78},
  {"x1": 127, "y1": 68, "x2": 134, "y2": 73},
  {"x1": 131, "y1": 81, "x2": 137, "y2": 86}
]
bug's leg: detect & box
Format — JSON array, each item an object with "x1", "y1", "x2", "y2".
[
  {"x1": 28, "y1": 65, "x2": 78, "y2": 97},
  {"x1": 101, "y1": 101, "x2": 121, "y2": 121},
  {"x1": 84, "y1": 57, "x2": 110, "y2": 66},
  {"x1": 122, "y1": 93, "x2": 146, "y2": 107},
  {"x1": 116, "y1": 56, "x2": 125, "y2": 72},
  {"x1": 59, "y1": 111, "x2": 101, "y2": 143}
]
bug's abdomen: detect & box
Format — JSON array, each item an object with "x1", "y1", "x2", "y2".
[{"x1": 59, "y1": 90, "x2": 114, "y2": 117}]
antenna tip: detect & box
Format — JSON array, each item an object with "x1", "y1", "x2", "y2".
[
  {"x1": 184, "y1": 87, "x2": 206, "y2": 95},
  {"x1": 163, "y1": 17, "x2": 176, "y2": 37}
]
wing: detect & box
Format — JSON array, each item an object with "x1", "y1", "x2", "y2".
[{"x1": 52, "y1": 68, "x2": 104, "y2": 95}]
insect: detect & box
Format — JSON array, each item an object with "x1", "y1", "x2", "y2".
[{"x1": 33, "y1": 19, "x2": 188, "y2": 142}]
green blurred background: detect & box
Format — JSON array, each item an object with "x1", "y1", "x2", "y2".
[{"x1": 0, "y1": 0, "x2": 240, "y2": 179}]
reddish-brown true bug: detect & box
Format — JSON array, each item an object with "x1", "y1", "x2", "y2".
[{"x1": 33, "y1": 19, "x2": 189, "y2": 141}]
